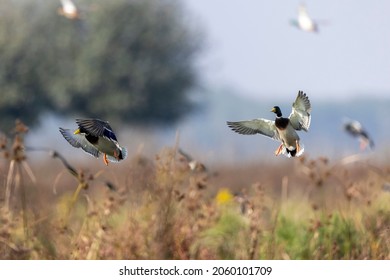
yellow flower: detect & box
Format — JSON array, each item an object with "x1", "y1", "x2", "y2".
[{"x1": 215, "y1": 188, "x2": 234, "y2": 205}]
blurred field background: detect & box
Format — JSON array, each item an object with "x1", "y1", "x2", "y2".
[{"x1": 1, "y1": 0, "x2": 390, "y2": 259}]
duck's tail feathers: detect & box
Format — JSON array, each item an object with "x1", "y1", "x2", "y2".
[
  {"x1": 106, "y1": 146, "x2": 128, "y2": 163},
  {"x1": 282, "y1": 144, "x2": 305, "y2": 158}
]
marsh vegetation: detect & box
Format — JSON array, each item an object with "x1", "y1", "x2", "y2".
[{"x1": 1, "y1": 121, "x2": 389, "y2": 260}]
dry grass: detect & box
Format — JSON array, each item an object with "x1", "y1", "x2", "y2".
[{"x1": 1, "y1": 120, "x2": 390, "y2": 259}]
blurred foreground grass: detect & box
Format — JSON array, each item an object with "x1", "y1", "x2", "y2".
[{"x1": 1, "y1": 121, "x2": 390, "y2": 259}]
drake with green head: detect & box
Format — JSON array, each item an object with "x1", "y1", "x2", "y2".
[
  {"x1": 227, "y1": 91, "x2": 311, "y2": 157},
  {"x1": 59, "y1": 119, "x2": 127, "y2": 165}
]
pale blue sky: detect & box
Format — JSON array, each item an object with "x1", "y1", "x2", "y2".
[{"x1": 183, "y1": 0, "x2": 390, "y2": 101}]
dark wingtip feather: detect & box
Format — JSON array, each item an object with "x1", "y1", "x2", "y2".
[
  {"x1": 297, "y1": 90, "x2": 311, "y2": 111},
  {"x1": 227, "y1": 121, "x2": 254, "y2": 135}
]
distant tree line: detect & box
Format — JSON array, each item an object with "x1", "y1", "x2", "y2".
[{"x1": 0, "y1": 0, "x2": 202, "y2": 132}]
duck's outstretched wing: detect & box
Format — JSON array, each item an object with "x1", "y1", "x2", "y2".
[
  {"x1": 59, "y1": 128, "x2": 100, "y2": 158},
  {"x1": 289, "y1": 91, "x2": 311, "y2": 131},
  {"x1": 227, "y1": 119, "x2": 280, "y2": 140},
  {"x1": 76, "y1": 119, "x2": 118, "y2": 141}
]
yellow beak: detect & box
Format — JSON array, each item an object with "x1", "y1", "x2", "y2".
[
  {"x1": 270, "y1": 107, "x2": 276, "y2": 113},
  {"x1": 73, "y1": 128, "x2": 80, "y2": 135}
]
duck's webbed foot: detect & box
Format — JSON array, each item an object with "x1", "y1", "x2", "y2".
[
  {"x1": 296, "y1": 140, "x2": 301, "y2": 154},
  {"x1": 103, "y1": 154, "x2": 109, "y2": 166},
  {"x1": 275, "y1": 144, "x2": 284, "y2": 156},
  {"x1": 113, "y1": 150, "x2": 119, "y2": 160}
]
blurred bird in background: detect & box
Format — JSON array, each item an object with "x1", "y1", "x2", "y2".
[
  {"x1": 178, "y1": 148, "x2": 207, "y2": 173},
  {"x1": 58, "y1": 0, "x2": 81, "y2": 20},
  {"x1": 343, "y1": 119, "x2": 374, "y2": 151},
  {"x1": 290, "y1": 3, "x2": 319, "y2": 33}
]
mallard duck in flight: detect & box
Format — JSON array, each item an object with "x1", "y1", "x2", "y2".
[
  {"x1": 227, "y1": 91, "x2": 311, "y2": 157},
  {"x1": 59, "y1": 119, "x2": 127, "y2": 165},
  {"x1": 344, "y1": 119, "x2": 374, "y2": 151}
]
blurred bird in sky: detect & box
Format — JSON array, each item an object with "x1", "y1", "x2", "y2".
[
  {"x1": 290, "y1": 3, "x2": 319, "y2": 33},
  {"x1": 344, "y1": 119, "x2": 374, "y2": 151},
  {"x1": 58, "y1": 0, "x2": 81, "y2": 20}
]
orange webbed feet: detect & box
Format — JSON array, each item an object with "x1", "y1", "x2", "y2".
[
  {"x1": 103, "y1": 154, "x2": 109, "y2": 166},
  {"x1": 296, "y1": 140, "x2": 301, "y2": 154},
  {"x1": 275, "y1": 144, "x2": 284, "y2": 156}
]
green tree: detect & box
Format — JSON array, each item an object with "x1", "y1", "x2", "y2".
[{"x1": 0, "y1": 0, "x2": 202, "y2": 132}]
